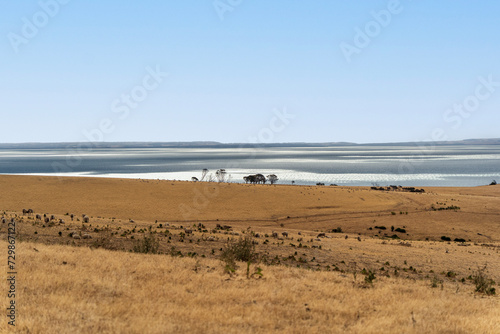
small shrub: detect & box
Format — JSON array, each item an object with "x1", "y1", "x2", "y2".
[
  {"x1": 394, "y1": 228, "x2": 406, "y2": 233},
  {"x1": 361, "y1": 268, "x2": 376, "y2": 284},
  {"x1": 441, "y1": 236, "x2": 451, "y2": 241},
  {"x1": 220, "y1": 236, "x2": 258, "y2": 272},
  {"x1": 430, "y1": 276, "x2": 443, "y2": 288},
  {"x1": 133, "y1": 233, "x2": 159, "y2": 254},
  {"x1": 472, "y1": 265, "x2": 496, "y2": 295},
  {"x1": 446, "y1": 271, "x2": 456, "y2": 278}
]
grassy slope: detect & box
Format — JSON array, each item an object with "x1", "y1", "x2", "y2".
[
  {"x1": 0, "y1": 175, "x2": 499, "y2": 333},
  {"x1": 1, "y1": 240, "x2": 499, "y2": 334},
  {"x1": 1, "y1": 175, "x2": 500, "y2": 242}
]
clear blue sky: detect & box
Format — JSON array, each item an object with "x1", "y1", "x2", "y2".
[{"x1": 1, "y1": 1, "x2": 499, "y2": 144}]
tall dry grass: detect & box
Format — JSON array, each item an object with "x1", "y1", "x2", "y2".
[{"x1": 1, "y1": 240, "x2": 498, "y2": 334}]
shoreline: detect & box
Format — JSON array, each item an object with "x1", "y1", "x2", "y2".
[{"x1": 0, "y1": 173, "x2": 497, "y2": 188}]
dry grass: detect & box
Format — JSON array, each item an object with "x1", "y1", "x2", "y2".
[
  {"x1": 1, "y1": 175, "x2": 499, "y2": 242},
  {"x1": 1, "y1": 240, "x2": 499, "y2": 334},
  {"x1": 0, "y1": 175, "x2": 499, "y2": 333}
]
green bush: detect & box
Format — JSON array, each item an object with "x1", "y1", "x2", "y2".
[
  {"x1": 473, "y1": 266, "x2": 496, "y2": 295},
  {"x1": 133, "y1": 233, "x2": 160, "y2": 254},
  {"x1": 361, "y1": 268, "x2": 376, "y2": 284},
  {"x1": 220, "y1": 236, "x2": 258, "y2": 273}
]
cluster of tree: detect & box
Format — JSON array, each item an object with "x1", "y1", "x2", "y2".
[
  {"x1": 191, "y1": 169, "x2": 278, "y2": 184},
  {"x1": 371, "y1": 185, "x2": 425, "y2": 193},
  {"x1": 243, "y1": 174, "x2": 279, "y2": 185}
]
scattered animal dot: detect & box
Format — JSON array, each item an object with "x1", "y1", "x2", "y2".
[
  {"x1": 272, "y1": 231, "x2": 278, "y2": 238},
  {"x1": 317, "y1": 233, "x2": 326, "y2": 238},
  {"x1": 83, "y1": 216, "x2": 90, "y2": 223},
  {"x1": 36, "y1": 214, "x2": 42, "y2": 220},
  {"x1": 282, "y1": 232, "x2": 289, "y2": 238},
  {"x1": 72, "y1": 234, "x2": 81, "y2": 240}
]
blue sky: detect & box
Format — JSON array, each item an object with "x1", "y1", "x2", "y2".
[{"x1": 1, "y1": 0, "x2": 499, "y2": 144}]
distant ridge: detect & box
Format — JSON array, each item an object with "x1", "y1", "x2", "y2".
[{"x1": 0, "y1": 138, "x2": 499, "y2": 149}]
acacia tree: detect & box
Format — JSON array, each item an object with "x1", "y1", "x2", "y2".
[
  {"x1": 267, "y1": 174, "x2": 278, "y2": 185},
  {"x1": 255, "y1": 174, "x2": 266, "y2": 184}
]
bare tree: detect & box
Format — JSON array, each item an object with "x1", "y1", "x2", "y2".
[
  {"x1": 201, "y1": 169, "x2": 209, "y2": 181},
  {"x1": 267, "y1": 174, "x2": 278, "y2": 185},
  {"x1": 215, "y1": 169, "x2": 227, "y2": 183}
]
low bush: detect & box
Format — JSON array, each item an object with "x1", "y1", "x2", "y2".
[
  {"x1": 472, "y1": 265, "x2": 496, "y2": 295},
  {"x1": 220, "y1": 236, "x2": 258, "y2": 273},
  {"x1": 133, "y1": 233, "x2": 160, "y2": 254}
]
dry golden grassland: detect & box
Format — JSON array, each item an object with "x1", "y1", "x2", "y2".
[
  {"x1": 1, "y1": 240, "x2": 499, "y2": 334},
  {"x1": 0, "y1": 175, "x2": 499, "y2": 333}
]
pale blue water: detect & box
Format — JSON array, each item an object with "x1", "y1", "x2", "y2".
[{"x1": 0, "y1": 144, "x2": 499, "y2": 186}]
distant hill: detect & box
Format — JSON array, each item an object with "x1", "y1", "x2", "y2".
[{"x1": 0, "y1": 138, "x2": 499, "y2": 149}]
